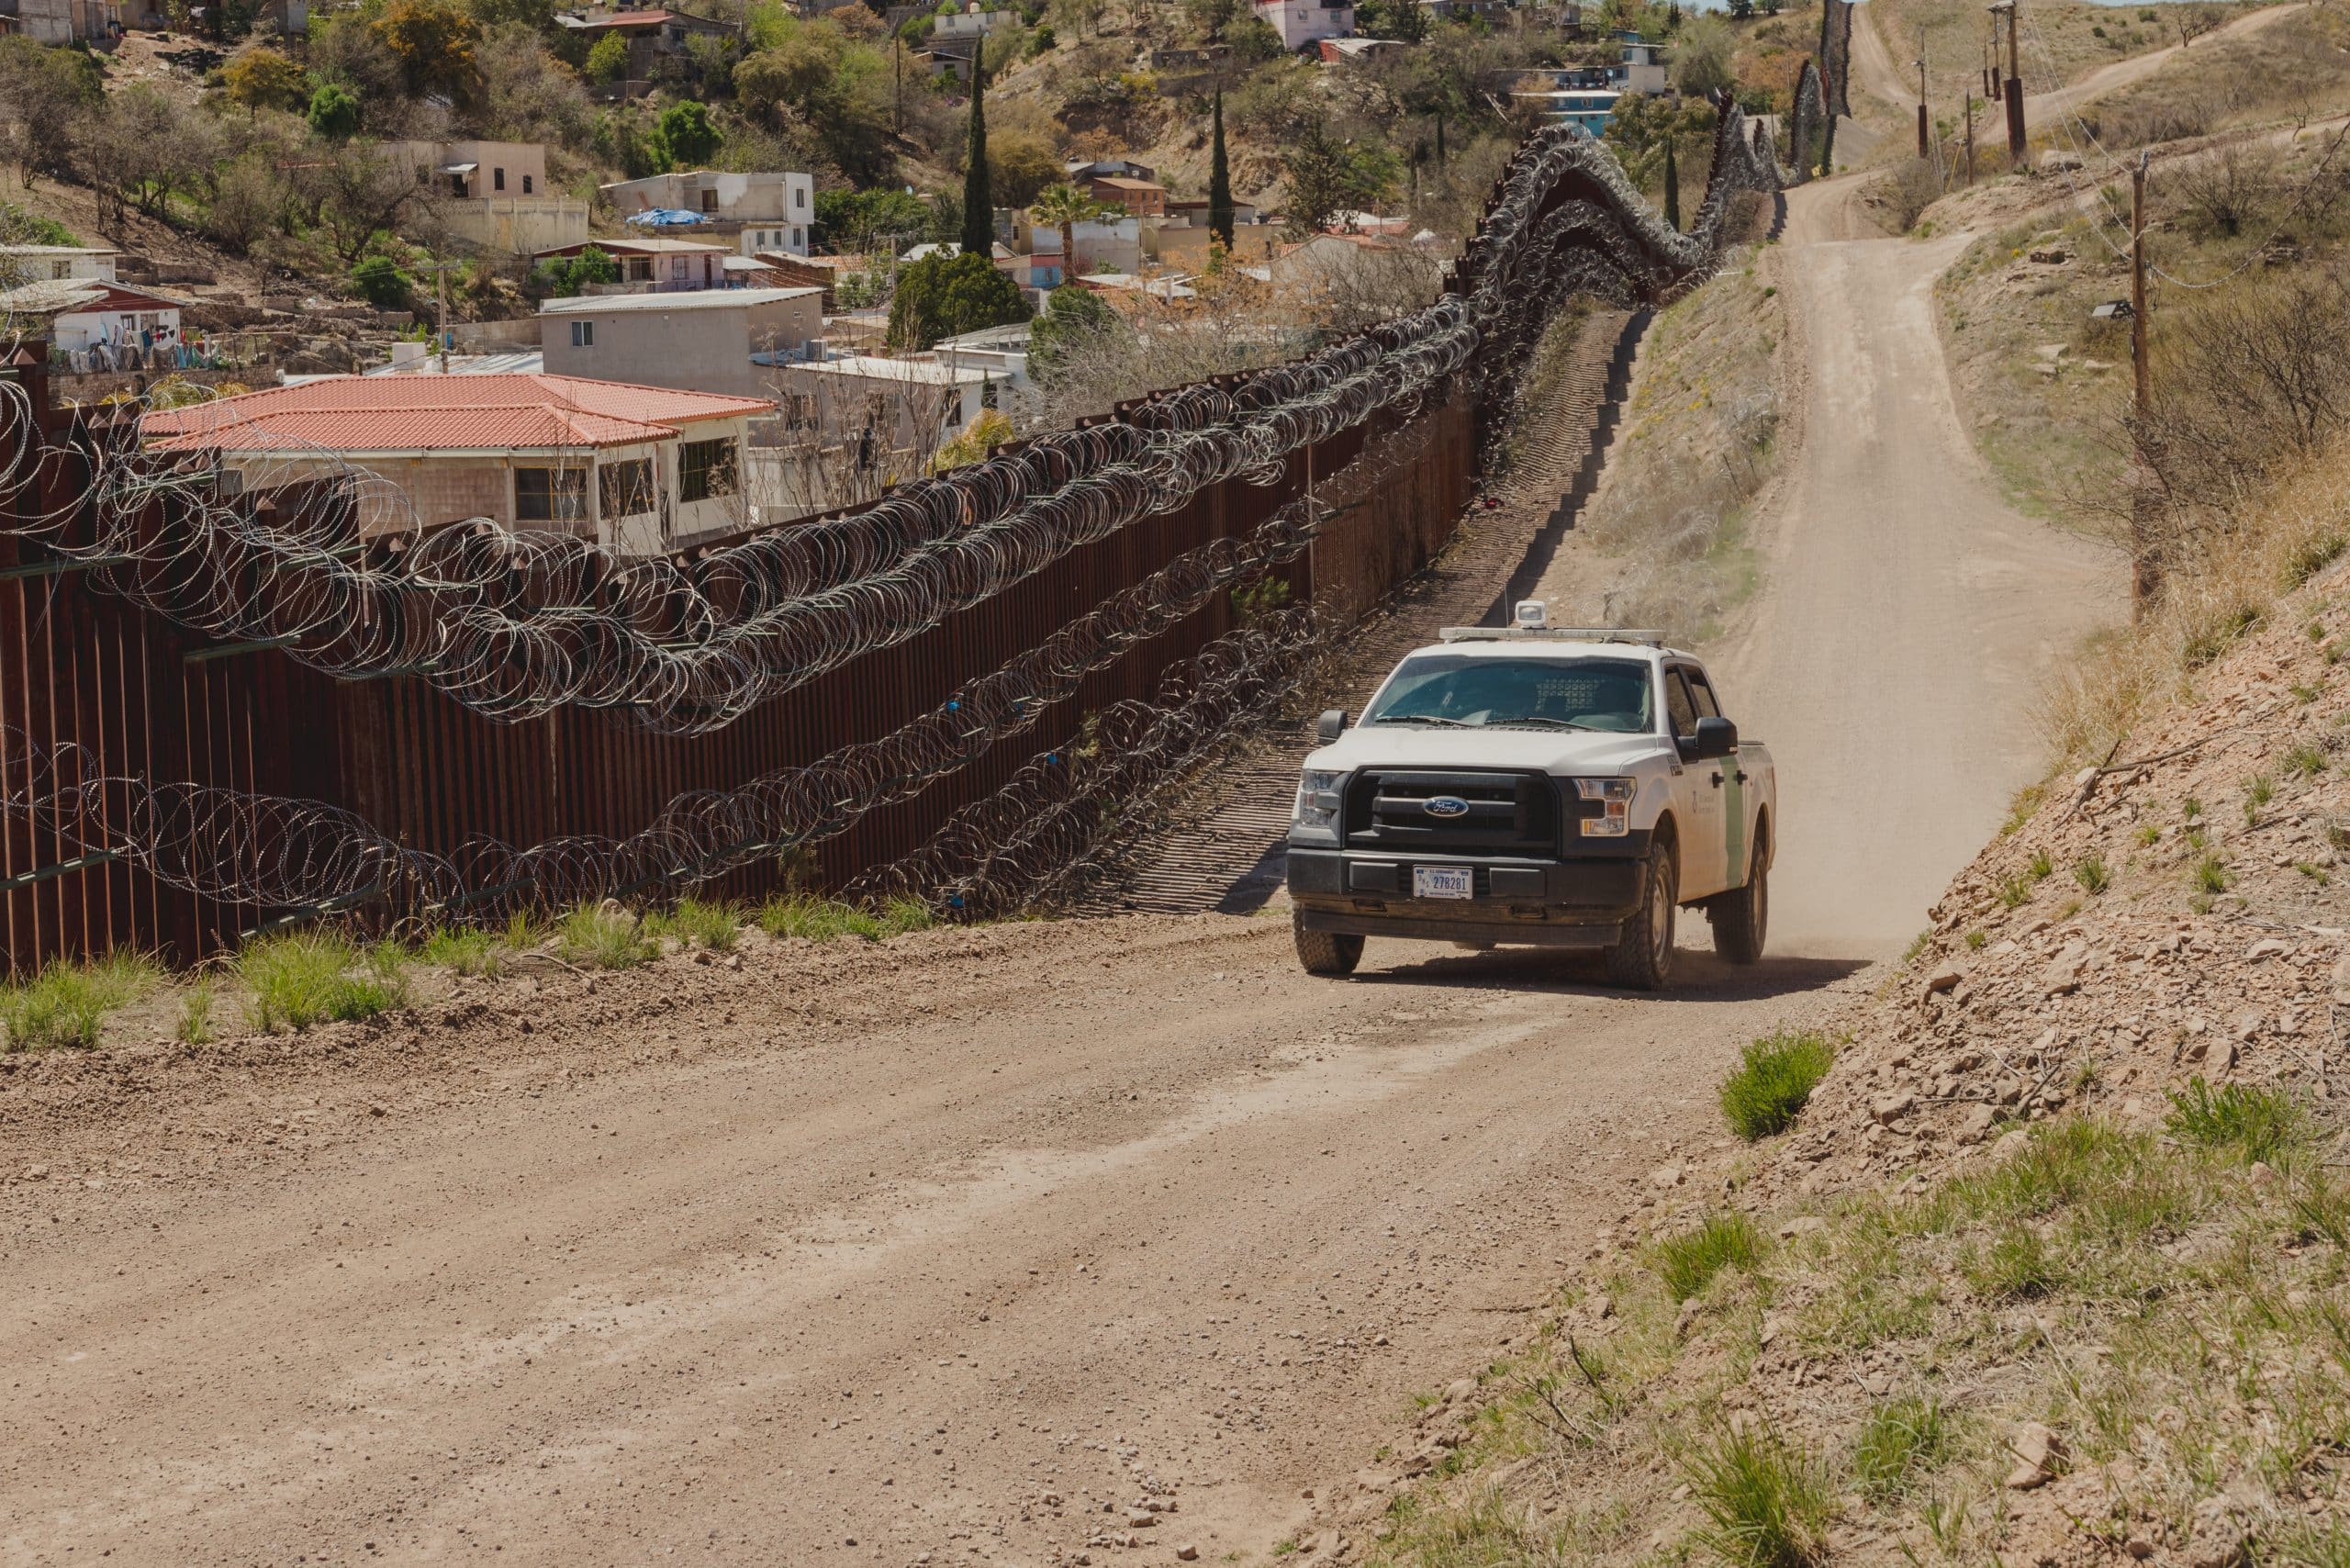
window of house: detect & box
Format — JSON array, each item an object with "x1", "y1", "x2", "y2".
[
  {"x1": 494, "y1": 167, "x2": 506, "y2": 191},
  {"x1": 699, "y1": 190, "x2": 718, "y2": 212},
  {"x1": 789, "y1": 228, "x2": 802, "y2": 248},
  {"x1": 677, "y1": 437, "x2": 738, "y2": 503},
  {"x1": 523, "y1": 174, "x2": 534, "y2": 194},
  {"x1": 671, "y1": 257, "x2": 688, "y2": 279},
  {"x1": 628, "y1": 259, "x2": 653, "y2": 281},
  {"x1": 514, "y1": 465, "x2": 587, "y2": 522},
  {"x1": 794, "y1": 185, "x2": 806, "y2": 208},
  {"x1": 942, "y1": 395, "x2": 964, "y2": 428},
  {"x1": 570, "y1": 320, "x2": 594, "y2": 348},
  {"x1": 598, "y1": 456, "x2": 655, "y2": 520}
]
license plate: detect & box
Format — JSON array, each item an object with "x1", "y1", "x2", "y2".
[{"x1": 1413, "y1": 866, "x2": 1474, "y2": 901}]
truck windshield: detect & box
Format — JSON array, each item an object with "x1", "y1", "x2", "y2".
[{"x1": 1361, "y1": 655, "x2": 1655, "y2": 733}]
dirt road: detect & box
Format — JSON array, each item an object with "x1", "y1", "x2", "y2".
[{"x1": 0, "y1": 180, "x2": 2113, "y2": 1567}]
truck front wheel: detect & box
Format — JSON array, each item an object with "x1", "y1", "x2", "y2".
[
  {"x1": 1708, "y1": 831, "x2": 1769, "y2": 965},
  {"x1": 1293, "y1": 914, "x2": 1364, "y2": 977},
  {"x1": 1605, "y1": 845, "x2": 1677, "y2": 991}
]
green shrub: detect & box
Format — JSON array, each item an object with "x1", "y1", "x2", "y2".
[
  {"x1": 2027, "y1": 848, "x2": 2053, "y2": 881},
  {"x1": 2165, "y1": 1077, "x2": 2307, "y2": 1164},
  {"x1": 0, "y1": 952, "x2": 160, "y2": 1051},
  {"x1": 757, "y1": 895, "x2": 936, "y2": 942},
  {"x1": 645, "y1": 897, "x2": 742, "y2": 951},
  {"x1": 2287, "y1": 744, "x2": 2329, "y2": 779},
  {"x1": 238, "y1": 933, "x2": 411, "y2": 1031},
  {"x1": 1684, "y1": 1425, "x2": 1830, "y2": 1568},
  {"x1": 2073, "y1": 855, "x2": 2110, "y2": 894},
  {"x1": 1851, "y1": 1394, "x2": 1954, "y2": 1501},
  {"x1": 553, "y1": 905, "x2": 656, "y2": 969},
  {"x1": 176, "y1": 980, "x2": 215, "y2": 1046},
  {"x1": 349, "y1": 252, "x2": 412, "y2": 308},
  {"x1": 420, "y1": 925, "x2": 500, "y2": 977},
  {"x1": 1996, "y1": 872, "x2": 2032, "y2": 909},
  {"x1": 2191, "y1": 854, "x2": 2230, "y2": 895},
  {"x1": 1719, "y1": 1030, "x2": 1834, "y2": 1140},
  {"x1": 1652, "y1": 1212, "x2": 1766, "y2": 1303},
  {"x1": 1968, "y1": 1225, "x2": 2059, "y2": 1300}
]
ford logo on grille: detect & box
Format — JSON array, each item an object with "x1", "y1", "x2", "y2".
[{"x1": 1423, "y1": 795, "x2": 1471, "y2": 819}]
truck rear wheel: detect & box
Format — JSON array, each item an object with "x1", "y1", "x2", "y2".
[
  {"x1": 1605, "y1": 845, "x2": 1676, "y2": 991},
  {"x1": 1709, "y1": 831, "x2": 1769, "y2": 965},
  {"x1": 1293, "y1": 914, "x2": 1363, "y2": 977}
]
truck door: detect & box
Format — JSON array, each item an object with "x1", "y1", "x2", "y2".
[
  {"x1": 1684, "y1": 666, "x2": 1747, "y2": 888},
  {"x1": 1664, "y1": 666, "x2": 1728, "y2": 899}
]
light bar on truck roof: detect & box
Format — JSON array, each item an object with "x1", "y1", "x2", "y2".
[{"x1": 1437, "y1": 627, "x2": 1669, "y2": 646}]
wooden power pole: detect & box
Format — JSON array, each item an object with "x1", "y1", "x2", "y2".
[
  {"x1": 1916, "y1": 30, "x2": 1930, "y2": 162},
  {"x1": 1991, "y1": 0, "x2": 2027, "y2": 169},
  {"x1": 1963, "y1": 94, "x2": 1975, "y2": 185},
  {"x1": 2130, "y1": 149, "x2": 2156, "y2": 613}
]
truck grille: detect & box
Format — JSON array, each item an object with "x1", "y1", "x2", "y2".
[{"x1": 1343, "y1": 770, "x2": 1560, "y2": 856}]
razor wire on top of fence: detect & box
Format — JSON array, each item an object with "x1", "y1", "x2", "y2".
[{"x1": 0, "y1": 88, "x2": 1834, "y2": 932}]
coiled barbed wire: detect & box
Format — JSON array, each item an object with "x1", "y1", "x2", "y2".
[
  {"x1": 0, "y1": 96, "x2": 1833, "y2": 930},
  {"x1": 0, "y1": 96, "x2": 1814, "y2": 745}
]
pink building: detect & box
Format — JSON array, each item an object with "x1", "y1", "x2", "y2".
[{"x1": 1253, "y1": 0, "x2": 1352, "y2": 51}]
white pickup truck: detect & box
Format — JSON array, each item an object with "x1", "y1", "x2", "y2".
[{"x1": 1283, "y1": 606, "x2": 1776, "y2": 990}]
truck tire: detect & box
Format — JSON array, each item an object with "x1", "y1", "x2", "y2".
[
  {"x1": 1293, "y1": 914, "x2": 1364, "y2": 978},
  {"x1": 1606, "y1": 845, "x2": 1677, "y2": 991},
  {"x1": 1708, "y1": 830, "x2": 1769, "y2": 965}
]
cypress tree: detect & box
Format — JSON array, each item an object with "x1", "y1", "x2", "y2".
[
  {"x1": 1663, "y1": 140, "x2": 1681, "y2": 231},
  {"x1": 960, "y1": 61, "x2": 993, "y2": 260},
  {"x1": 1206, "y1": 87, "x2": 1235, "y2": 250}
]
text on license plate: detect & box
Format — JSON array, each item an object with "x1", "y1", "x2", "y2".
[{"x1": 1413, "y1": 866, "x2": 1474, "y2": 901}]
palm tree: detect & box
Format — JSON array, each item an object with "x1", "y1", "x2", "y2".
[{"x1": 1030, "y1": 182, "x2": 1114, "y2": 285}]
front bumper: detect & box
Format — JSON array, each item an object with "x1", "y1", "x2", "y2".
[{"x1": 1286, "y1": 844, "x2": 1648, "y2": 949}]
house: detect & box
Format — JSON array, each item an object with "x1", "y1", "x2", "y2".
[
  {"x1": 4, "y1": 0, "x2": 121, "y2": 42},
  {"x1": 1164, "y1": 198, "x2": 1261, "y2": 229},
  {"x1": 1011, "y1": 214, "x2": 1140, "y2": 287},
  {"x1": 556, "y1": 6, "x2": 740, "y2": 73},
  {"x1": 1, "y1": 278, "x2": 185, "y2": 356},
  {"x1": 1513, "y1": 84, "x2": 1620, "y2": 135},
  {"x1": 915, "y1": 42, "x2": 978, "y2": 83},
  {"x1": 140, "y1": 375, "x2": 772, "y2": 555},
  {"x1": 1620, "y1": 37, "x2": 1668, "y2": 95},
  {"x1": 600, "y1": 170, "x2": 814, "y2": 253},
  {"x1": 931, "y1": 2, "x2": 1017, "y2": 38},
  {"x1": 1143, "y1": 221, "x2": 1280, "y2": 271},
  {"x1": 533, "y1": 236, "x2": 731, "y2": 290},
  {"x1": 1065, "y1": 158, "x2": 1157, "y2": 184},
  {"x1": 1252, "y1": 0, "x2": 1352, "y2": 53},
  {"x1": 1083, "y1": 175, "x2": 1167, "y2": 219},
  {"x1": 0, "y1": 245, "x2": 120, "y2": 284},
  {"x1": 538, "y1": 286, "x2": 825, "y2": 398},
  {"x1": 1320, "y1": 34, "x2": 1403, "y2": 62},
  {"x1": 385, "y1": 140, "x2": 589, "y2": 254},
  {"x1": 772, "y1": 354, "x2": 1003, "y2": 457}
]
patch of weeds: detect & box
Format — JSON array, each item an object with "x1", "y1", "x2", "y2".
[
  {"x1": 0, "y1": 952, "x2": 161, "y2": 1051},
  {"x1": 1968, "y1": 1225, "x2": 2061, "y2": 1300},
  {"x1": 2293, "y1": 682, "x2": 2322, "y2": 706},
  {"x1": 2186, "y1": 825, "x2": 2210, "y2": 851},
  {"x1": 2247, "y1": 775, "x2": 2276, "y2": 825},
  {"x1": 1652, "y1": 1211, "x2": 1766, "y2": 1302},
  {"x1": 2001, "y1": 782, "x2": 2048, "y2": 836},
  {"x1": 2285, "y1": 532, "x2": 2347, "y2": 588},
  {"x1": 1965, "y1": 928, "x2": 1987, "y2": 951},
  {"x1": 176, "y1": 981, "x2": 215, "y2": 1046},
  {"x1": 1900, "y1": 929, "x2": 1932, "y2": 967},
  {"x1": 2028, "y1": 848, "x2": 2054, "y2": 881},
  {"x1": 1997, "y1": 872, "x2": 2032, "y2": 910},
  {"x1": 2330, "y1": 820, "x2": 2350, "y2": 853},
  {"x1": 2288, "y1": 1170, "x2": 2350, "y2": 1250},
  {"x1": 2165, "y1": 1076, "x2": 2306, "y2": 1165},
  {"x1": 2073, "y1": 855, "x2": 2110, "y2": 894},
  {"x1": 644, "y1": 897, "x2": 742, "y2": 952},
  {"x1": 238, "y1": 933, "x2": 412, "y2": 1032},
  {"x1": 552, "y1": 906, "x2": 656, "y2": 970},
  {"x1": 1719, "y1": 1030, "x2": 1835, "y2": 1140},
  {"x1": 2287, "y1": 744, "x2": 2329, "y2": 779},
  {"x1": 2136, "y1": 823, "x2": 2162, "y2": 847},
  {"x1": 758, "y1": 894, "x2": 934, "y2": 943},
  {"x1": 420, "y1": 925, "x2": 500, "y2": 978},
  {"x1": 2191, "y1": 854, "x2": 2230, "y2": 896},
  {"x1": 1852, "y1": 1394, "x2": 1955, "y2": 1502},
  {"x1": 1683, "y1": 1424, "x2": 1830, "y2": 1568},
  {"x1": 2299, "y1": 861, "x2": 2333, "y2": 886},
  {"x1": 2184, "y1": 606, "x2": 2260, "y2": 668},
  {"x1": 2184, "y1": 796, "x2": 2203, "y2": 822}
]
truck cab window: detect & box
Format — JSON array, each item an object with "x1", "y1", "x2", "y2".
[
  {"x1": 1685, "y1": 670, "x2": 1722, "y2": 721},
  {"x1": 1663, "y1": 667, "x2": 1698, "y2": 739}
]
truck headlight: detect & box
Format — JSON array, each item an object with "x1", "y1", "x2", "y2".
[
  {"x1": 1575, "y1": 777, "x2": 1636, "y2": 837},
  {"x1": 1292, "y1": 769, "x2": 1343, "y2": 842}
]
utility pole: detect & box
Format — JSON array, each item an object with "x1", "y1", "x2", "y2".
[
  {"x1": 1916, "y1": 28, "x2": 1930, "y2": 161},
  {"x1": 2130, "y1": 148, "x2": 2156, "y2": 614},
  {"x1": 1989, "y1": 0, "x2": 2026, "y2": 169},
  {"x1": 1963, "y1": 93, "x2": 1975, "y2": 184},
  {"x1": 415, "y1": 258, "x2": 464, "y2": 374}
]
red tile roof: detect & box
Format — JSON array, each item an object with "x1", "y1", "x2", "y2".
[
  {"x1": 580, "y1": 8, "x2": 672, "y2": 26},
  {"x1": 141, "y1": 375, "x2": 771, "y2": 456}
]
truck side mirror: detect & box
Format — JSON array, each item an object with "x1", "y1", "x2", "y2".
[
  {"x1": 1691, "y1": 716, "x2": 1738, "y2": 761},
  {"x1": 1316, "y1": 709, "x2": 1349, "y2": 742}
]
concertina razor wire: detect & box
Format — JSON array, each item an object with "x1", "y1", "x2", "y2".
[{"x1": 0, "y1": 96, "x2": 1823, "y2": 924}]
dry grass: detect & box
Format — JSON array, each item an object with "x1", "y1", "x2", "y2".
[{"x1": 1364, "y1": 1104, "x2": 2350, "y2": 1568}]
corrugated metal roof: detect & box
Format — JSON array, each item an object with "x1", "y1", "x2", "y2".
[
  {"x1": 141, "y1": 374, "x2": 771, "y2": 455},
  {"x1": 0, "y1": 278, "x2": 191, "y2": 315},
  {"x1": 537, "y1": 286, "x2": 821, "y2": 315}
]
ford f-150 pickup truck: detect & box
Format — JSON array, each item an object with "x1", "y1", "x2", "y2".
[{"x1": 1284, "y1": 604, "x2": 1776, "y2": 990}]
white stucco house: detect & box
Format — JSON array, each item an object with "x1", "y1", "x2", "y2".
[{"x1": 1253, "y1": 0, "x2": 1352, "y2": 52}]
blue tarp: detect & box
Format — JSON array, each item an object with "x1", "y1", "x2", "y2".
[{"x1": 623, "y1": 208, "x2": 709, "y2": 227}]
